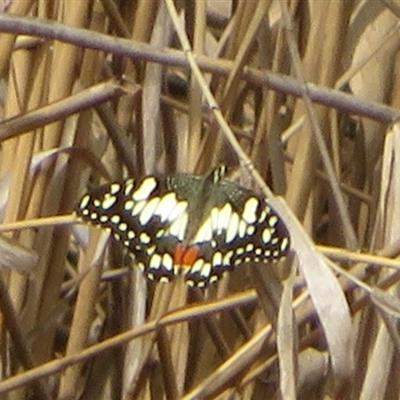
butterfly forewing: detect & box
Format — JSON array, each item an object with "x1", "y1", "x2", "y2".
[
  {"x1": 181, "y1": 180, "x2": 290, "y2": 286},
  {"x1": 76, "y1": 167, "x2": 290, "y2": 287},
  {"x1": 77, "y1": 176, "x2": 187, "y2": 282}
]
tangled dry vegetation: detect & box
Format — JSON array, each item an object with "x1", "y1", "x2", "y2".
[{"x1": 0, "y1": 1, "x2": 400, "y2": 399}]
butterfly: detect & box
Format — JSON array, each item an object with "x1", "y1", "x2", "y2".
[{"x1": 76, "y1": 166, "x2": 290, "y2": 287}]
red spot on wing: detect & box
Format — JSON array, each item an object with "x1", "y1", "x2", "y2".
[
  {"x1": 173, "y1": 243, "x2": 200, "y2": 267},
  {"x1": 182, "y1": 245, "x2": 200, "y2": 265},
  {"x1": 173, "y1": 243, "x2": 185, "y2": 265}
]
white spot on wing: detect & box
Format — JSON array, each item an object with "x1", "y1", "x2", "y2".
[
  {"x1": 168, "y1": 212, "x2": 188, "y2": 240},
  {"x1": 236, "y1": 247, "x2": 244, "y2": 255},
  {"x1": 217, "y1": 203, "x2": 232, "y2": 233},
  {"x1": 79, "y1": 195, "x2": 90, "y2": 209},
  {"x1": 132, "y1": 177, "x2": 157, "y2": 201},
  {"x1": 262, "y1": 228, "x2": 272, "y2": 244},
  {"x1": 246, "y1": 225, "x2": 255, "y2": 235},
  {"x1": 238, "y1": 220, "x2": 247, "y2": 238},
  {"x1": 156, "y1": 229, "x2": 165, "y2": 238},
  {"x1": 280, "y1": 237, "x2": 289, "y2": 251},
  {"x1": 246, "y1": 243, "x2": 254, "y2": 252},
  {"x1": 223, "y1": 250, "x2": 233, "y2": 265},
  {"x1": 211, "y1": 207, "x2": 219, "y2": 229},
  {"x1": 137, "y1": 262, "x2": 145, "y2": 271},
  {"x1": 259, "y1": 209, "x2": 267, "y2": 223},
  {"x1": 225, "y1": 212, "x2": 239, "y2": 243},
  {"x1": 242, "y1": 197, "x2": 259, "y2": 224},
  {"x1": 168, "y1": 201, "x2": 188, "y2": 222},
  {"x1": 268, "y1": 215, "x2": 278, "y2": 227},
  {"x1": 149, "y1": 254, "x2": 162, "y2": 270},
  {"x1": 162, "y1": 253, "x2": 174, "y2": 271},
  {"x1": 209, "y1": 275, "x2": 219, "y2": 284},
  {"x1": 118, "y1": 222, "x2": 128, "y2": 232},
  {"x1": 154, "y1": 192, "x2": 178, "y2": 222},
  {"x1": 111, "y1": 215, "x2": 121, "y2": 224},
  {"x1": 146, "y1": 245, "x2": 156, "y2": 255},
  {"x1": 139, "y1": 197, "x2": 160, "y2": 225},
  {"x1": 200, "y1": 262, "x2": 211, "y2": 278},
  {"x1": 191, "y1": 259, "x2": 204, "y2": 274},
  {"x1": 110, "y1": 183, "x2": 121, "y2": 195},
  {"x1": 102, "y1": 195, "x2": 117, "y2": 210},
  {"x1": 193, "y1": 217, "x2": 213, "y2": 243},
  {"x1": 124, "y1": 179, "x2": 134, "y2": 195},
  {"x1": 140, "y1": 232, "x2": 151, "y2": 244},
  {"x1": 212, "y1": 251, "x2": 222, "y2": 266},
  {"x1": 124, "y1": 200, "x2": 134, "y2": 211},
  {"x1": 132, "y1": 200, "x2": 146, "y2": 216}
]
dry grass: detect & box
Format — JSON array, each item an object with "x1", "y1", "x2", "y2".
[{"x1": 0, "y1": 1, "x2": 399, "y2": 399}]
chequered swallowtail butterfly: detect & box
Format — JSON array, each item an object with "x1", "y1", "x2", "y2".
[{"x1": 76, "y1": 166, "x2": 290, "y2": 287}]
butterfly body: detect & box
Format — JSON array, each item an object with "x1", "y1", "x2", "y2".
[{"x1": 76, "y1": 166, "x2": 290, "y2": 287}]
